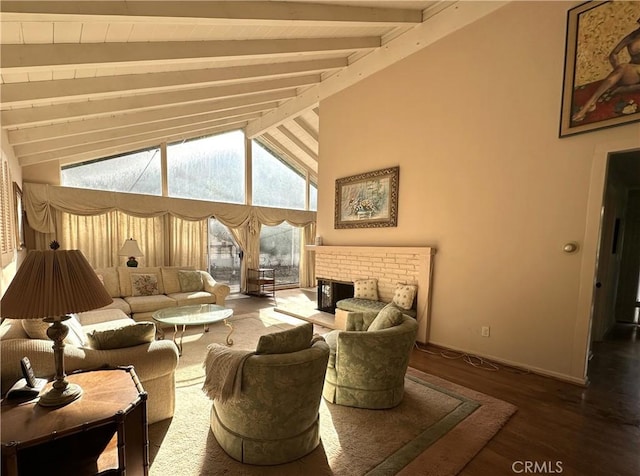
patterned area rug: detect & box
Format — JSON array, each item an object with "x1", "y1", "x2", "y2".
[{"x1": 148, "y1": 310, "x2": 516, "y2": 475}]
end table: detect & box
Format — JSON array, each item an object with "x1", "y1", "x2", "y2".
[{"x1": 1, "y1": 366, "x2": 149, "y2": 476}]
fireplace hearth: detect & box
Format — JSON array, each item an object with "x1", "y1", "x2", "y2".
[{"x1": 317, "y1": 278, "x2": 354, "y2": 314}]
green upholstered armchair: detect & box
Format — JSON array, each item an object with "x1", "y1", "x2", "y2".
[
  {"x1": 208, "y1": 323, "x2": 330, "y2": 466},
  {"x1": 323, "y1": 305, "x2": 418, "y2": 409}
]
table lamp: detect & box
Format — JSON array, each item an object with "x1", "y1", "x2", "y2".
[
  {"x1": 0, "y1": 243, "x2": 113, "y2": 407},
  {"x1": 119, "y1": 238, "x2": 144, "y2": 267}
]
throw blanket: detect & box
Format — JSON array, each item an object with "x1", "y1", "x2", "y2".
[{"x1": 202, "y1": 344, "x2": 255, "y2": 403}]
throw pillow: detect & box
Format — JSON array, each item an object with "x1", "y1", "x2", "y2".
[
  {"x1": 21, "y1": 319, "x2": 49, "y2": 340},
  {"x1": 178, "y1": 270, "x2": 204, "y2": 292},
  {"x1": 22, "y1": 315, "x2": 87, "y2": 346},
  {"x1": 368, "y1": 303, "x2": 404, "y2": 331},
  {"x1": 131, "y1": 274, "x2": 159, "y2": 297},
  {"x1": 256, "y1": 322, "x2": 313, "y2": 354},
  {"x1": 86, "y1": 322, "x2": 156, "y2": 350},
  {"x1": 353, "y1": 278, "x2": 378, "y2": 301},
  {"x1": 392, "y1": 283, "x2": 417, "y2": 310}
]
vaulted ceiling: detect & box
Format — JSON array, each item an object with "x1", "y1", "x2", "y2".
[{"x1": 0, "y1": 1, "x2": 506, "y2": 180}]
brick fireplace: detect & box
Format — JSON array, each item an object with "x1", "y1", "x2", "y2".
[{"x1": 307, "y1": 245, "x2": 435, "y2": 344}]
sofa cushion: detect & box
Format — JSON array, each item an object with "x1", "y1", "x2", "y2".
[
  {"x1": 336, "y1": 298, "x2": 387, "y2": 313},
  {"x1": 178, "y1": 270, "x2": 204, "y2": 292},
  {"x1": 256, "y1": 323, "x2": 313, "y2": 354},
  {"x1": 118, "y1": 266, "x2": 165, "y2": 296},
  {"x1": 131, "y1": 273, "x2": 160, "y2": 297},
  {"x1": 94, "y1": 267, "x2": 121, "y2": 298},
  {"x1": 95, "y1": 297, "x2": 131, "y2": 316},
  {"x1": 167, "y1": 291, "x2": 216, "y2": 307},
  {"x1": 368, "y1": 303, "x2": 404, "y2": 331},
  {"x1": 161, "y1": 266, "x2": 195, "y2": 294},
  {"x1": 87, "y1": 322, "x2": 156, "y2": 350},
  {"x1": 353, "y1": 279, "x2": 378, "y2": 301},
  {"x1": 125, "y1": 295, "x2": 177, "y2": 314},
  {"x1": 392, "y1": 283, "x2": 417, "y2": 310}
]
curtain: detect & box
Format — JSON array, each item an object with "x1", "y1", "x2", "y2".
[
  {"x1": 169, "y1": 215, "x2": 207, "y2": 269},
  {"x1": 299, "y1": 222, "x2": 316, "y2": 288},
  {"x1": 25, "y1": 183, "x2": 317, "y2": 288}
]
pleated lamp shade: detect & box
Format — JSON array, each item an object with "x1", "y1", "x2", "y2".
[{"x1": 1, "y1": 249, "x2": 113, "y2": 319}]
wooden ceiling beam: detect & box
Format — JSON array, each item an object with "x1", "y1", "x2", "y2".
[
  {"x1": 14, "y1": 109, "x2": 268, "y2": 156},
  {"x1": 0, "y1": 1, "x2": 422, "y2": 26},
  {"x1": 276, "y1": 124, "x2": 318, "y2": 162},
  {"x1": 7, "y1": 91, "x2": 293, "y2": 144},
  {"x1": 1, "y1": 37, "x2": 379, "y2": 72},
  {"x1": 1, "y1": 58, "x2": 347, "y2": 107},
  {"x1": 2, "y1": 75, "x2": 319, "y2": 126},
  {"x1": 19, "y1": 118, "x2": 250, "y2": 166}
]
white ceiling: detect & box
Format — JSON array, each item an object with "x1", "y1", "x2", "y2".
[{"x1": 0, "y1": 1, "x2": 507, "y2": 179}]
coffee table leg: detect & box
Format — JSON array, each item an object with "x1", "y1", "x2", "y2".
[
  {"x1": 224, "y1": 319, "x2": 234, "y2": 346},
  {"x1": 173, "y1": 324, "x2": 185, "y2": 356}
]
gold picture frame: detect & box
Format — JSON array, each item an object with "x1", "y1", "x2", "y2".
[
  {"x1": 334, "y1": 166, "x2": 399, "y2": 229},
  {"x1": 560, "y1": 1, "x2": 640, "y2": 137}
]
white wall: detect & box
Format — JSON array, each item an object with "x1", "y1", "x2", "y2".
[{"x1": 317, "y1": 1, "x2": 640, "y2": 383}]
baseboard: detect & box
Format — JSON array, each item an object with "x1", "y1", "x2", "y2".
[{"x1": 423, "y1": 341, "x2": 588, "y2": 387}]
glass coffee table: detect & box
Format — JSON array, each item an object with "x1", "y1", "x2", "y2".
[{"x1": 152, "y1": 304, "x2": 234, "y2": 355}]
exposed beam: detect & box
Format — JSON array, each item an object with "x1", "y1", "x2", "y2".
[
  {"x1": 0, "y1": 1, "x2": 422, "y2": 26},
  {"x1": 19, "y1": 119, "x2": 250, "y2": 166},
  {"x1": 276, "y1": 125, "x2": 318, "y2": 162},
  {"x1": 7, "y1": 91, "x2": 293, "y2": 144},
  {"x1": 261, "y1": 132, "x2": 317, "y2": 175},
  {"x1": 14, "y1": 109, "x2": 268, "y2": 156},
  {"x1": 245, "y1": 1, "x2": 509, "y2": 137},
  {"x1": 1, "y1": 58, "x2": 347, "y2": 107},
  {"x1": 1, "y1": 38, "x2": 380, "y2": 72},
  {"x1": 293, "y1": 116, "x2": 319, "y2": 143},
  {"x1": 2, "y1": 75, "x2": 319, "y2": 126}
]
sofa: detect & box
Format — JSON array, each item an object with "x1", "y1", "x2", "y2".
[
  {"x1": 323, "y1": 304, "x2": 418, "y2": 409},
  {"x1": 94, "y1": 266, "x2": 230, "y2": 322},
  {"x1": 0, "y1": 308, "x2": 179, "y2": 424}
]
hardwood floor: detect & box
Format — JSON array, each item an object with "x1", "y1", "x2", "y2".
[
  {"x1": 229, "y1": 290, "x2": 639, "y2": 476},
  {"x1": 410, "y1": 324, "x2": 640, "y2": 476}
]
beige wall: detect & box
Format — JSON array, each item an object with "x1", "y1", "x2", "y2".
[{"x1": 317, "y1": 1, "x2": 640, "y2": 383}]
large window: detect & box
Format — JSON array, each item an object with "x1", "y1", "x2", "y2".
[
  {"x1": 259, "y1": 222, "x2": 300, "y2": 287},
  {"x1": 252, "y1": 141, "x2": 305, "y2": 210},
  {"x1": 309, "y1": 181, "x2": 318, "y2": 211},
  {"x1": 207, "y1": 218, "x2": 241, "y2": 292},
  {"x1": 167, "y1": 131, "x2": 244, "y2": 204},
  {"x1": 61, "y1": 147, "x2": 162, "y2": 195}
]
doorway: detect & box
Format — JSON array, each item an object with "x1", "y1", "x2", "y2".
[{"x1": 589, "y1": 150, "x2": 640, "y2": 373}]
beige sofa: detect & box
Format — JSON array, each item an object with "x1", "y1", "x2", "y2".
[
  {"x1": 95, "y1": 266, "x2": 231, "y2": 322},
  {"x1": 0, "y1": 308, "x2": 179, "y2": 424}
]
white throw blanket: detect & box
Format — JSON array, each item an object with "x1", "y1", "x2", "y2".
[{"x1": 202, "y1": 344, "x2": 255, "y2": 403}]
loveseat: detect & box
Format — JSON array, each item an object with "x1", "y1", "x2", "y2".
[
  {"x1": 0, "y1": 308, "x2": 179, "y2": 424},
  {"x1": 95, "y1": 266, "x2": 230, "y2": 322}
]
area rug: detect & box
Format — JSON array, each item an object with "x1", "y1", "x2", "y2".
[{"x1": 148, "y1": 311, "x2": 516, "y2": 475}]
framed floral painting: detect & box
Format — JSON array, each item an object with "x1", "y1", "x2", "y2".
[
  {"x1": 560, "y1": 1, "x2": 640, "y2": 137},
  {"x1": 334, "y1": 166, "x2": 399, "y2": 229}
]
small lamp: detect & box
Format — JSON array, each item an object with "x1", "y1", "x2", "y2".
[
  {"x1": 0, "y1": 243, "x2": 113, "y2": 407},
  {"x1": 119, "y1": 238, "x2": 144, "y2": 267}
]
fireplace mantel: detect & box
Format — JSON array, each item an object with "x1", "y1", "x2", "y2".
[{"x1": 306, "y1": 245, "x2": 436, "y2": 343}]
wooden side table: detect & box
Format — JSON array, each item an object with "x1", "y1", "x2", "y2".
[
  {"x1": 247, "y1": 268, "x2": 276, "y2": 301},
  {"x1": 1, "y1": 366, "x2": 148, "y2": 476}
]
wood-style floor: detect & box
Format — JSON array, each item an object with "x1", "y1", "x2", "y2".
[{"x1": 228, "y1": 290, "x2": 639, "y2": 476}]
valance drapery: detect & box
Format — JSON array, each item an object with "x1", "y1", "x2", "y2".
[
  {"x1": 24, "y1": 183, "x2": 316, "y2": 233},
  {"x1": 23, "y1": 183, "x2": 316, "y2": 289}
]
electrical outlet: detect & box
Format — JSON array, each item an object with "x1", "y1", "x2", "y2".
[{"x1": 481, "y1": 326, "x2": 490, "y2": 337}]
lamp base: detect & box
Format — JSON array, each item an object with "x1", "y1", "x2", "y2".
[
  {"x1": 126, "y1": 257, "x2": 139, "y2": 267},
  {"x1": 38, "y1": 382, "x2": 83, "y2": 407}
]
